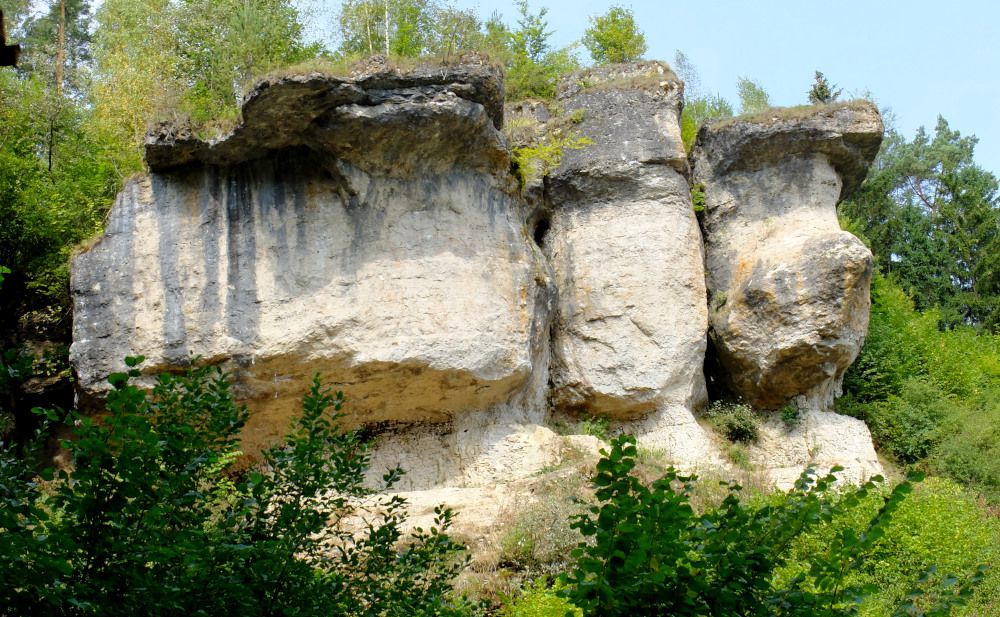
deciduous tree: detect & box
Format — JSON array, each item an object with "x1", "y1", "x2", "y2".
[{"x1": 582, "y1": 5, "x2": 645, "y2": 64}]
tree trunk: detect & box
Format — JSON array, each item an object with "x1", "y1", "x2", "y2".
[
  {"x1": 55, "y1": 0, "x2": 65, "y2": 95},
  {"x1": 383, "y1": 0, "x2": 389, "y2": 56}
]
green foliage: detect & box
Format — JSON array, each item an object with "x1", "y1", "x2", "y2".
[
  {"x1": 680, "y1": 95, "x2": 734, "y2": 151},
  {"x1": 737, "y1": 76, "x2": 770, "y2": 114},
  {"x1": 781, "y1": 403, "x2": 801, "y2": 428},
  {"x1": 0, "y1": 69, "x2": 117, "y2": 312},
  {"x1": 501, "y1": 578, "x2": 582, "y2": 617},
  {"x1": 511, "y1": 129, "x2": 593, "y2": 186},
  {"x1": 808, "y1": 70, "x2": 842, "y2": 104},
  {"x1": 16, "y1": 0, "x2": 93, "y2": 95},
  {"x1": 690, "y1": 182, "x2": 707, "y2": 213},
  {"x1": 866, "y1": 379, "x2": 949, "y2": 464},
  {"x1": 778, "y1": 477, "x2": 999, "y2": 616},
  {"x1": 496, "y1": 476, "x2": 586, "y2": 575},
  {"x1": 174, "y1": 0, "x2": 319, "y2": 122},
  {"x1": 840, "y1": 118, "x2": 1000, "y2": 332},
  {"x1": 501, "y1": 0, "x2": 580, "y2": 100},
  {"x1": 578, "y1": 413, "x2": 610, "y2": 441},
  {"x1": 840, "y1": 274, "x2": 1000, "y2": 498},
  {"x1": 558, "y1": 434, "x2": 982, "y2": 616},
  {"x1": 337, "y1": 0, "x2": 442, "y2": 58},
  {"x1": 673, "y1": 51, "x2": 735, "y2": 151},
  {"x1": 581, "y1": 6, "x2": 646, "y2": 65},
  {"x1": 0, "y1": 360, "x2": 473, "y2": 615},
  {"x1": 705, "y1": 399, "x2": 760, "y2": 443}
]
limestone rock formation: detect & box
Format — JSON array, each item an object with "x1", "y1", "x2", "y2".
[
  {"x1": 692, "y1": 102, "x2": 883, "y2": 410},
  {"x1": 544, "y1": 66, "x2": 704, "y2": 411},
  {"x1": 73, "y1": 58, "x2": 554, "y2": 458},
  {"x1": 541, "y1": 62, "x2": 718, "y2": 463},
  {"x1": 72, "y1": 59, "x2": 886, "y2": 498}
]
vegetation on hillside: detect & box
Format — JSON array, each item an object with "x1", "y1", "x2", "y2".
[
  {"x1": 1, "y1": 361, "x2": 473, "y2": 615},
  {"x1": 2, "y1": 371, "x2": 992, "y2": 615}
]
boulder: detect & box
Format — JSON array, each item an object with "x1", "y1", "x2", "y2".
[{"x1": 692, "y1": 101, "x2": 883, "y2": 410}]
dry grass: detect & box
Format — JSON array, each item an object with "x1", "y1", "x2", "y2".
[
  {"x1": 707, "y1": 99, "x2": 874, "y2": 130},
  {"x1": 575, "y1": 67, "x2": 680, "y2": 94},
  {"x1": 456, "y1": 467, "x2": 592, "y2": 607},
  {"x1": 255, "y1": 51, "x2": 502, "y2": 85}
]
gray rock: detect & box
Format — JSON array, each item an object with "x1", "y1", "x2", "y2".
[
  {"x1": 693, "y1": 101, "x2": 883, "y2": 409},
  {"x1": 72, "y1": 60, "x2": 884, "y2": 494},
  {"x1": 145, "y1": 55, "x2": 507, "y2": 174},
  {"x1": 73, "y1": 60, "x2": 547, "y2": 456},
  {"x1": 542, "y1": 62, "x2": 719, "y2": 464}
]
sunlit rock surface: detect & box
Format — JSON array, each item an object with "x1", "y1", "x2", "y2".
[{"x1": 72, "y1": 61, "x2": 885, "y2": 499}]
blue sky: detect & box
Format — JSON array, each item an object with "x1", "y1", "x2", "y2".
[{"x1": 445, "y1": 0, "x2": 998, "y2": 175}]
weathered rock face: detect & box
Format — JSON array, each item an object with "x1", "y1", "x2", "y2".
[
  {"x1": 541, "y1": 62, "x2": 719, "y2": 463},
  {"x1": 72, "y1": 59, "x2": 885, "y2": 497},
  {"x1": 692, "y1": 102, "x2": 883, "y2": 410},
  {"x1": 72, "y1": 59, "x2": 552, "y2": 453},
  {"x1": 544, "y1": 64, "x2": 702, "y2": 414}
]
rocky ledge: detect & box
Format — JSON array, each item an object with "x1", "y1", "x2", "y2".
[{"x1": 146, "y1": 55, "x2": 508, "y2": 176}]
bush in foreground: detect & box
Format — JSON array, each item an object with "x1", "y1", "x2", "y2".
[
  {"x1": 557, "y1": 434, "x2": 985, "y2": 616},
  {"x1": 0, "y1": 358, "x2": 471, "y2": 616}
]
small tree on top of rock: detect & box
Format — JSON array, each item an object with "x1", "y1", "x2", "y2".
[
  {"x1": 582, "y1": 5, "x2": 646, "y2": 65},
  {"x1": 736, "y1": 76, "x2": 770, "y2": 114},
  {"x1": 808, "y1": 70, "x2": 842, "y2": 104}
]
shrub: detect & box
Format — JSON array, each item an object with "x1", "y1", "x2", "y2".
[
  {"x1": 840, "y1": 274, "x2": 1000, "y2": 498},
  {"x1": 578, "y1": 413, "x2": 610, "y2": 441},
  {"x1": 778, "y1": 476, "x2": 1000, "y2": 616},
  {"x1": 780, "y1": 403, "x2": 801, "y2": 428},
  {"x1": 558, "y1": 434, "x2": 984, "y2": 617},
  {"x1": 511, "y1": 130, "x2": 593, "y2": 187},
  {"x1": 495, "y1": 475, "x2": 587, "y2": 575},
  {"x1": 705, "y1": 399, "x2": 760, "y2": 443},
  {"x1": 0, "y1": 358, "x2": 473, "y2": 616},
  {"x1": 500, "y1": 578, "x2": 582, "y2": 617}
]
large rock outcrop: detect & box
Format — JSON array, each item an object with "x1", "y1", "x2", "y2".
[
  {"x1": 692, "y1": 102, "x2": 883, "y2": 410},
  {"x1": 72, "y1": 58, "x2": 553, "y2": 457},
  {"x1": 542, "y1": 63, "x2": 719, "y2": 463},
  {"x1": 72, "y1": 59, "x2": 885, "y2": 497}
]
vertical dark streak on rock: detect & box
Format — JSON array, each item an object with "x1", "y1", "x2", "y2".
[
  {"x1": 153, "y1": 174, "x2": 189, "y2": 363},
  {"x1": 292, "y1": 172, "x2": 309, "y2": 272},
  {"x1": 199, "y1": 168, "x2": 222, "y2": 331},
  {"x1": 225, "y1": 164, "x2": 259, "y2": 348}
]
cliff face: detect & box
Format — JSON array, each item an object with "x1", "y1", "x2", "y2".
[{"x1": 71, "y1": 58, "x2": 884, "y2": 493}]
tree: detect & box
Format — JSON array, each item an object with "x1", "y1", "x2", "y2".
[
  {"x1": 840, "y1": 117, "x2": 1000, "y2": 331},
  {"x1": 90, "y1": 0, "x2": 179, "y2": 174},
  {"x1": 808, "y1": 70, "x2": 841, "y2": 104},
  {"x1": 427, "y1": 4, "x2": 484, "y2": 58},
  {"x1": 16, "y1": 0, "x2": 92, "y2": 95},
  {"x1": 0, "y1": 361, "x2": 474, "y2": 615},
  {"x1": 673, "y1": 50, "x2": 700, "y2": 96},
  {"x1": 336, "y1": 0, "x2": 441, "y2": 58},
  {"x1": 582, "y1": 5, "x2": 645, "y2": 65},
  {"x1": 736, "y1": 76, "x2": 769, "y2": 114},
  {"x1": 674, "y1": 51, "x2": 733, "y2": 151},
  {"x1": 175, "y1": 0, "x2": 318, "y2": 121},
  {"x1": 502, "y1": 0, "x2": 579, "y2": 100}
]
